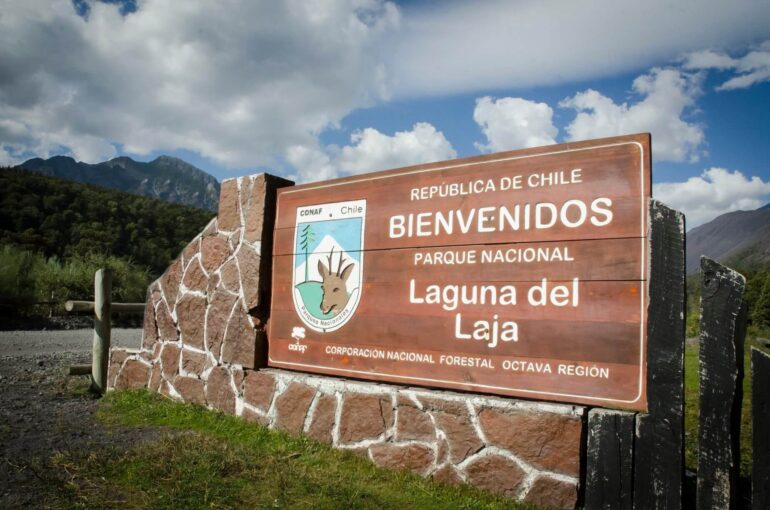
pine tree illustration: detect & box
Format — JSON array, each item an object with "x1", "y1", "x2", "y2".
[{"x1": 299, "y1": 224, "x2": 315, "y2": 282}]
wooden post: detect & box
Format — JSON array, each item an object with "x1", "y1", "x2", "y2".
[
  {"x1": 69, "y1": 364, "x2": 91, "y2": 376},
  {"x1": 585, "y1": 409, "x2": 635, "y2": 510},
  {"x1": 697, "y1": 257, "x2": 746, "y2": 510},
  {"x1": 633, "y1": 200, "x2": 686, "y2": 510},
  {"x1": 752, "y1": 347, "x2": 770, "y2": 510},
  {"x1": 91, "y1": 268, "x2": 112, "y2": 393}
]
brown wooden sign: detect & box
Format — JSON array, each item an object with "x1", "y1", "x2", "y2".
[{"x1": 267, "y1": 133, "x2": 651, "y2": 410}]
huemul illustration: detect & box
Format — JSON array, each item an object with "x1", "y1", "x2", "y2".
[{"x1": 318, "y1": 248, "x2": 354, "y2": 316}]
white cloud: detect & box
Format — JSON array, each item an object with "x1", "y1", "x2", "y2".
[
  {"x1": 560, "y1": 68, "x2": 704, "y2": 162},
  {"x1": 0, "y1": 0, "x2": 399, "y2": 169},
  {"x1": 684, "y1": 41, "x2": 770, "y2": 90},
  {"x1": 287, "y1": 122, "x2": 456, "y2": 182},
  {"x1": 473, "y1": 97, "x2": 557, "y2": 153},
  {"x1": 285, "y1": 144, "x2": 338, "y2": 184},
  {"x1": 336, "y1": 122, "x2": 456, "y2": 174},
  {"x1": 387, "y1": 0, "x2": 770, "y2": 97},
  {"x1": 0, "y1": 146, "x2": 22, "y2": 166},
  {"x1": 3, "y1": 0, "x2": 767, "y2": 177},
  {"x1": 654, "y1": 168, "x2": 770, "y2": 227}
]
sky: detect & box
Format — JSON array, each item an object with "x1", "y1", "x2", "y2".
[{"x1": 1, "y1": 0, "x2": 769, "y2": 228}]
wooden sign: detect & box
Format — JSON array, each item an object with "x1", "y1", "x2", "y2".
[{"x1": 267, "y1": 133, "x2": 651, "y2": 410}]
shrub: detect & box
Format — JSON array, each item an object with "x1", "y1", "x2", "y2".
[{"x1": 0, "y1": 243, "x2": 152, "y2": 316}]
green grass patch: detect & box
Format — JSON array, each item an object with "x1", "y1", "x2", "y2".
[
  {"x1": 684, "y1": 343, "x2": 699, "y2": 472},
  {"x1": 46, "y1": 390, "x2": 536, "y2": 510}
]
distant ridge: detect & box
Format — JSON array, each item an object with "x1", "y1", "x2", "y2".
[
  {"x1": 686, "y1": 204, "x2": 770, "y2": 273},
  {"x1": 17, "y1": 155, "x2": 219, "y2": 211}
]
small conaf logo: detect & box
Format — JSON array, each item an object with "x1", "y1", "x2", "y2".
[
  {"x1": 289, "y1": 326, "x2": 308, "y2": 353},
  {"x1": 292, "y1": 200, "x2": 366, "y2": 333}
]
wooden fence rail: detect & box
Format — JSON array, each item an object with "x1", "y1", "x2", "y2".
[
  {"x1": 65, "y1": 300, "x2": 145, "y2": 314},
  {"x1": 65, "y1": 268, "x2": 144, "y2": 394}
]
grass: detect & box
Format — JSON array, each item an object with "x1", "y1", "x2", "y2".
[
  {"x1": 683, "y1": 334, "x2": 765, "y2": 476},
  {"x1": 44, "y1": 390, "x2": 535, "y2": 510}
]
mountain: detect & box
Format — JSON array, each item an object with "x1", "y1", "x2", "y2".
[
  {"x1": 294, "y1": 235, "x2": 361, "y2": 291},
  {"x1": 17, "y1": 155, "x2": 219, "y2": 211},
  {"x1": 686, "y1": 203, "x2": 770, "y2": 273}
]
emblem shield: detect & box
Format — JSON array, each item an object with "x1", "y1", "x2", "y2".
[{"x1": 292, "y1": 200, "x2": 366, "y2": 332}]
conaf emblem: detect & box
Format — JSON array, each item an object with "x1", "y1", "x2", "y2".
[{"x1": 292, "y1": 200, "x2": 366, "y2": 332}]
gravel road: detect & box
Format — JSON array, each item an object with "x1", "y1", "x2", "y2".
[
  {"x1": 0, "y1": 328, "x2": 142, "y2": 357},
  {"x1": 0, "y1": 328, "x2": 159, "y2": 507}
]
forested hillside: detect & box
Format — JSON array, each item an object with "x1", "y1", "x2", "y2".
[
  {"x1": 0, "y1": 167, "x2": 215, "y2": 320},
  {"x1": 0, "y1": 167, "x2": 214, "y2": 274},
  {"x1": 683, "y1": 204, "x2": 770, "y2": 337}
]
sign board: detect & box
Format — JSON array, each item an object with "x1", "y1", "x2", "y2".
[{"x1": 268, "y1": 134, "x2": 651, "y2": 410}]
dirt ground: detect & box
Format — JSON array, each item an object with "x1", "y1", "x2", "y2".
[{"x1": 0, "y1": 328, "x2": 157, "y2": 508}]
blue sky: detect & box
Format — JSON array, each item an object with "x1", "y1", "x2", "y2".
[{"x1": 1, "y1": 0, "x2": 769, "y2": 227}]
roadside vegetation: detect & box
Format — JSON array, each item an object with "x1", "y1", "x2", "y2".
[
  {"x1": 0, "y1": 245, "x2": 150, "y2": 315},
  {"x1": 686, "y1": 262, "x2": 770, "y2": 338},
  {"x1": 44, "y1": 390, "x2": 532, "y2": 510}
]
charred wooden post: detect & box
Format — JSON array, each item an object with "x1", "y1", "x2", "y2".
[
  {"x1": 752, "y1": 347, "x2": 770, "y2": 510},
  {"x1": 697, "y1": 257, "x2": 746, "y2": 510},
  {"x1": 633, "y1": 200, "x2": 685, "y2": 510},
  {"x1": 91, "y1": 268, "x2": 112, "y2": 393},
  {"x1": 585, "y1": 408, "x2": 635, "y2": 510}
]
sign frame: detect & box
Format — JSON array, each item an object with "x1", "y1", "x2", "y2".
[{"x1": 268, "y1": 133, "x2": 652, "y2": 411}]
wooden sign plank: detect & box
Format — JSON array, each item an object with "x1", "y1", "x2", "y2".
[
  {"x1": 275, "y1": 236, "x2": 643, "y2": 277},
  {"x1": 267, "y1": 134, "x2": 651, "y2": 410}
]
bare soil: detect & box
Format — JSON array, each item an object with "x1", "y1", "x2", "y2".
[{"x1": 0, "y1": 329, "x2": 162, "y2": 508}]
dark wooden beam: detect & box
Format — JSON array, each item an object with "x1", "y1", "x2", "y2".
[
  {"x1": 696, "y1": 257, "x2": 746, "y2": 510},
  {"x1": 585, "y1": 408, "x2": 635, "y2": 509},
  {"x1": 752, "y1": 347, "x2": 770, "y2": 510},
  {"x1": 633, "y1": 199, "x2": 685, "y2": 510}
]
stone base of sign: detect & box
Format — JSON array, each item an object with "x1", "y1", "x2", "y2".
[
  {"x1": 110, "y1": 357, "x2": 582, "y2": 508},
  {"x1": 107, "y1": 172, "x2": 583, "y2": 509}
]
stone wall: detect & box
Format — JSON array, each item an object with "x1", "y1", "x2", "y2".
[{"x1": 108, "y1": 173, "x2": 585, "y2": 509}]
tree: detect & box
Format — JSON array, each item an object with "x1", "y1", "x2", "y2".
[{"x1": 299, "y1": 224, "x2": 315, "y2": 282}]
